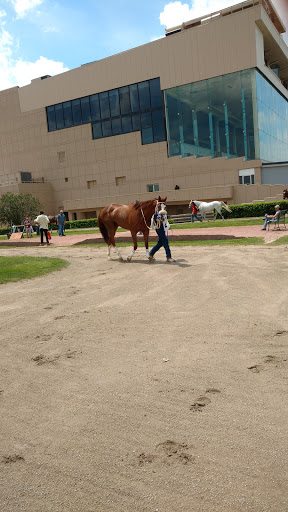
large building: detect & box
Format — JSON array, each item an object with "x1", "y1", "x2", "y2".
[{"x1": 0, "y1": 0, "x2": 288, "y2": 219}]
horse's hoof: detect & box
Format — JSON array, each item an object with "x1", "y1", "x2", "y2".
[{"x1": 127, "y1": 257, "x2": 131, "y2": 262}]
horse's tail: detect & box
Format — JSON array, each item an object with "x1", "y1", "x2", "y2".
[
  {"x1": 98, "y1": 211, "x2": 110, "y2": 244},
  {"x1": 221, "y1": 202, "x2": 232, "y2": 213}
]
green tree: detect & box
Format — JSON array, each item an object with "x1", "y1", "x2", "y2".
[{"x1": 0, "y1": 193, "x2": 41, "y2": 226}]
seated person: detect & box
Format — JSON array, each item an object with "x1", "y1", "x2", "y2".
[{"x1": 262, "y1": 205, "x2": 280, "y2": 230}]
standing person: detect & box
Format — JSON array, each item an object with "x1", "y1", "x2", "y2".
[
  {"x1": 283, "y1": 189, "x2": 288, "y2": 200},
  {"x1": 57, "y1": 210, "x2": 66, "y2": 236},
  {"x1": 190, "y1": 201, "x2": 202, "y2": 223},
  {"x1": 24, "y1": 217, "x2": 32, "y2": 238},
  {"x1": 34, "y1": 211, "x2": 50, "y2": 246},
  {"x1": 149, "y1": 208, "x2": 175, "y2": 263},
  {"x1": 261, "y1": 205, "x2": 280, "y2": 230}
]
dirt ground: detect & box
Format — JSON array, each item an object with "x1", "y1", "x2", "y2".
[{"x1": 1, "y1": 244, "x2": 288, "y2": 512}]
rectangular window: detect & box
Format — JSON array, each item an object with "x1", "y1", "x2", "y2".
[
  {"x1": 129, "y1": 84, "x2": 139, "y2": 112},
  {"x1": 138, "y1": 81, "x2": 150, "y2": 111},
  {"x1": 141, "y1": 111, "x2": 152, "y2": 129},
  {"x1": 147, "y1": 184, "x2": 159, "y2": 192},
  {"x1": 87, "y1": 180, "x2": 97, "y2": 189},
  {"x1": 92, "y1": 122, "x2": 102, "y2": 139},
  {"x1": 47, "y1": 105, "x2": 56, "y2": 131},
  {"x1": 141, "y1": 127, "x2": 153, "y2": 145},
  {"x1": 109, "y1": 89, "x2": 120, "y2": 117},
  {"x1": 111, "y1": 118, "x2": 122, "y2": 135},
  {"x1": 55, "y1": 103, "x2": 64, "y2": 130},
  {"x1": 115, "y1": 176, "x2": 126, "y2": 186},
  {"x1": 90, "y1": 94, "x2": 101, "y2": 121},
  {"x1": 132, "y1": 113, "x2": 141, "y2": 131},
  {"x1": 99, "y1": 91, "x2": 110, "y2": 119},
  {"x1": 72, "y1": 99, "x2": 81, "y2": 126},
  {"x1": 119, "y1": 86, "x2": 131, "y2": 115},
  {"x1": 81, "y1": 97, "x2": 91, "y2": 124},
  {"x1": 102, "y1": 119, "x2": 112, "y2": 137},
  {"x1": 58, "y1": 151, "x2": 65, "y2": 163},
  {"x1": 149, "y1": 78, "x2": 162, "y2": 108},
  {"x1": 152, "y1": 109, "x2": 166, "y2": 142},
  {"x1": 63, "y1": 101, "x2": 72, "y2": 128},
  {"x1": 121, "y1": 116, "x2": 132, "y2": 133}
]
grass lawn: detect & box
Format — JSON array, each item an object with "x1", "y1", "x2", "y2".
[
  {"x1": 75, "y1": 237, "x2": 264, "y2": 248},
  {"x1": 0, "y1": 256, "x2": 69, "y2": 284},
  {"x1": 270, "y1": 236, "x2": 288, "y2": 245}
]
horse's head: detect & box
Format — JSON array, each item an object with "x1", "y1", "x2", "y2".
[{"x1": 156, "y1": 196, "x2": 167, "y2": 217}]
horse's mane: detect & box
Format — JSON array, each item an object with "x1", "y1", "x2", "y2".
[{"x1": 133, "y1": 199, "x2": 157, "y2": 210}]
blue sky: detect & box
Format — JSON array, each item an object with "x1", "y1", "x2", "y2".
[{"x1": 0, "y1": 0, "x2": 267, "y2": 91}]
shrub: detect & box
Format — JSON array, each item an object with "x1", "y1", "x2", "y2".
[
  {"x1": 51, "y1": 218, "x2": 98, "y2": 230},
  {"x1": 222, "y1": 201, "x2": 288, "y2": 219}
]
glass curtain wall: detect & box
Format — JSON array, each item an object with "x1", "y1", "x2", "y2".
[
  {"x1": 46, "y1": 78, "x2": 166, "y2": 146},
  {"x1": 164, "y1": 69, "x2": 256, "y2": 160},
  {"x1": 256, "y1": 71, "x2": 288, "y2": 162}
]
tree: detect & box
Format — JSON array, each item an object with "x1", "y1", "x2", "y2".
[{"x1": 0, "y1": 192, "x2": 41, "y2": 226}]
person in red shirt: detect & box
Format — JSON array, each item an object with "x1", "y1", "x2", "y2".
[{"x1": 190, "y1": 201, "x2": 202, "y2": 223}]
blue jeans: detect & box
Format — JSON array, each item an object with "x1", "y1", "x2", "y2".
[
  {"x1": 150, "y1": 225, "x2": 171, "y2": 259},
  {"x1": 191, "y1": 214, "x2": 202, "y2": 223},
  {"x1": 58, "y1": 223, "x2": 65, "y2": 236},
  {"x1": 263, "y1": 214, "x2": 274, "y2": 230}
]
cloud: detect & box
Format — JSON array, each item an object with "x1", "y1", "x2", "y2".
[
  {"x1": 160, "y1": 0, "x2": 241, "y2": 28},
  {"x1": 0, "y1": 22, "x2": 68, "y2": 90},
  {"x1": 8, "y1": 0, "x2": 44, "y2": 18}
]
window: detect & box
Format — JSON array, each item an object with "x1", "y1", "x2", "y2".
[
  {"x1": 46, "y1": 78, "x2": 166, "y2": 146},
  {"x1": 58, "y1": 151, "x2": 65, "y2": 163},
  {"x1": 87, "y1": 180, "x2": 97, "y2": 189},
  {"x1": 115, "y1": 176, "x2": 126, "y2": 186},
  {"x1": 65, "y1": 177, "x2": 69, "y2": 182},
  {"x1": 238, "y1": 168, "x2": 255, "y2": 185},
  {"x1": 147, "y1": 184, "x2": 159, "y2": 192},
  {"x1": 81, "y1": 97, "x2": 91, "y2": 123}
]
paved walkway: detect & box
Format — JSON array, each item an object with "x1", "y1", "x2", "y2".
[{"x1": 2, "y1": 224, "x2": 286, "y2": 247}]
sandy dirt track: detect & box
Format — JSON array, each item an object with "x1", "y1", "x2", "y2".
[{"x1": 0, "y1": 244, "x2": 288, "y2": 512}]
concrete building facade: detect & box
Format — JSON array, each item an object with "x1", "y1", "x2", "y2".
[{"x1": 0, "y1": 0, "x2": 287, "y2": 218}]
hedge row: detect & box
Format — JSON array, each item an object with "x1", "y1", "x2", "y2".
[
  {"x1": 221, "y1": 200, "x2": 288, "y2": 219},
  {"x1": 0, "y1": 217, "x2": 98, "y2": 235},
  {"x1": 50, "y1": 218, "x2": 98, "y2": 230}
]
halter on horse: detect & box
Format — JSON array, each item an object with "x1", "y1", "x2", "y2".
[
  {"x1": 98, "y1": 196, "x2": 167, "y2": 261},
  {"x1": 189, "y1": 200, "x2": 232, "y2": 220}
]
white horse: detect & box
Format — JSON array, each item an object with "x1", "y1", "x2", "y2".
[{"x1": 189, "y1": 200, "x2": 232, "y2": 221}]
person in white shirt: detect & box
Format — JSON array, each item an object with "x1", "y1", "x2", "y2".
[{"x1": 34, "y1": 211, "x2": 50, "y2": 246}]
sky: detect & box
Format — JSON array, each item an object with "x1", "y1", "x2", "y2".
[{"x1": 0, "y1": 0, "x2": 286, "y2": 92}]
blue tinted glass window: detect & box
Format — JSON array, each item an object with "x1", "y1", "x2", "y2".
[
  {"x1": 122, "y1": 116, "x2": 132, "y2": 133},
  {"x1": 90, "y1": 94, "x2": 100, "y2": 121},
  {"x1": 47, "y1": 106, "x2": 56, "y2": 131},
  {"x1": 152, "y1": 109, "x2": 166, "y2": 142},
  {"x1": 130, "y1": 84, "x2": 139, "y2": 112},
  {"x1": 63, "y1": 101, "x2": 72, "y2": 128},
  {"x1": 141, "y1": 127, "x2": 153, "y2": 144},
  {"x1": 132, "y1": 113, "x2": 141, "y2": 131},
  {"x1": 119, "y1": 86, "x2": 131, "y2": 115},
  {"x1": 99, "y1": 92, "x2": 110, "y2": 119},
  {"x1": 102, "y1": 119, "x2": 112, "y2": 137},
  {"x1": 112, "y1": 118, "x2": 122, "y2": 135},
  {"x1": 149, "y1": 78, "x2": 162, "y2": 108},
  {"x1": 92, "y1": 122, "x2": 102, "y2": 139},
  {"x1": 72, "y1": 99, "x2": 81, "y2": 126},
  {"x1": 138, "y1": 81, "x2": 150, "y2": 111},
  {"x1": 55, "y1": 103, "x2": 64, "y2": 130},
  {"x1": 109, "y1": 89, "x2": 120, "y2": 117},
  {"x1": 81, "y1": 97, "x2": 91, "y2": 123},
  {"x1": 141, "y1": 111, "x2": 152, "y2": 129}
]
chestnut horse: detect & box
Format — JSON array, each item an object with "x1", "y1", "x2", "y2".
[{"x1": 98, "y1": 196, "x2": 167, "y2": 261}]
